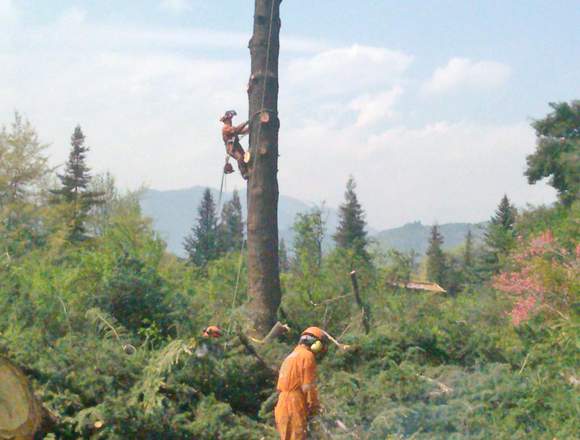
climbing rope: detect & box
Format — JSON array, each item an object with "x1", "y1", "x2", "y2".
[
  {"x1": 217, "y1": 160, "x2": 227, "y2": 215},
  {"x1": 226, "y1": 237, "x2": 246, "y2": 335}
]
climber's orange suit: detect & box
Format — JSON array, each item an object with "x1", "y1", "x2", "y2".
[{"x1": 275, "y1": 344, "x2": 320, "y2": 440}]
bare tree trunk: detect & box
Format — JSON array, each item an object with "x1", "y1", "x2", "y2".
[{"x1": 246, "y1": 0, "x2": 282, "y2": 335}]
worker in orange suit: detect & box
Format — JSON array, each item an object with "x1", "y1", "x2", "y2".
[
  {"x1": 220, "y1": 110, "x2": 250, "y2": 179},
  {"x1": 275, "y1": 327, "x2": 328, "y2": 440},
  {"x1": 202, "y1": 325, "x2": 223, "y2": 338}
]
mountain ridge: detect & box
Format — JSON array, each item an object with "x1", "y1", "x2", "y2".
[{"x1": 140, "y1": 186, "x2": 485, "y2": 257}]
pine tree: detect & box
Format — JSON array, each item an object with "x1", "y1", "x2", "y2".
[
  {"x1": 463, "y1": 229, "x2": 474, "y2": 269},
  {"x1": 461, "y1": 228, "x2": 476, "y2": 286},
  {"x1": 481, "y1": 194, "x2": 517, "y2": 274},
  {"x1": 279, "y1": 238, "x2": 290, "y2": 273},
  {"x1": 183, "y1": 188, "x2": 220, "y2": 266},
  {"x1": 333, "y1": 176, "x2": 368, "y2": 260},
  {"x1": 426, "y1": 224, "x2": 446, "y2": 285},
  {"x1": 50, "y1": 125, "x2": 103, "y2": 241},
  {"x1": 218, "y1": 190, "x2": 244, "y2": 253}
]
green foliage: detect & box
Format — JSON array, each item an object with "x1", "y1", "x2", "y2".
[
  {"x1": 1, "y1": 116, "x2": 578, "y2": 439},
  {"x1": 334, "y1": 176, "x2": 369, "y2": 261},
  {"x1": 278, "y1": 237, "x2": 290, "y2": 273},
  {"x1": 50, "y1": 125, "x2": 104, "y2": 242},
  {"x1": 183, "y1": 188, "x2": 220, "y2": 266},
  {"x1": 426, "y1": 224, "x2": 446, "y2": 286},
  {"x1": 0, "y1": 112, "x2": 50, "y2": 205},
  {"x1": 218, "y1": 189, "x2": 244, "y2": 254},
  {"x1": 291, "y1": 206, "x2": 326, "y2": 299},
  {"x1": 525, "y1": 101, "x2": 580, "y2": 206},
  {"x1": 480, "y1": 194, "x2": 517, "y2": 276}
]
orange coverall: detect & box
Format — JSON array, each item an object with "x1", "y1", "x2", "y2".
[{"x1": 275, "y1": 345, "x2": 320, "y2": 440}]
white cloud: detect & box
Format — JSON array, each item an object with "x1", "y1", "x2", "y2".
[
  {"x1": 0, "y1": 10, "x2": 555, "y2": 231},
  {"x1": 281, "y1": 120, "x2": 555, "y2": 228},
  {"x1": 58, "y1": 7, "x2": 87, "y2": 26},
  {"x1": 160, "y1": 0, "x2": 193, "y2": 13},
  {"x1": 287, "y1": 45, "x2": 413, "y2": 96},
  {"x1": 349, "y1": 86, "x2": 403, "y2": 127},
  {"x1": 423, "y1": 57, "x2": 511, "y2": 94},
  {"x1": 0, "y1": 0, "x2": 15, "y2": 20}
]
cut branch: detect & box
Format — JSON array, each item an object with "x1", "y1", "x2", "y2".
[{"x1": 350, "y1": 270, "x2": 370, "y2": 334}]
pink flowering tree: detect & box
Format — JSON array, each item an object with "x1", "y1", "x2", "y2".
[{"x1": 493, "y1": 230, "x2": 579, "y2": 325}]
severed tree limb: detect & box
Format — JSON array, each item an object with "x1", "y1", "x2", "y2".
[
  {"x1": 249, "y1": 321, "x2": 290, "y2": 345},
  {"x1": 238, "y1": 333, "x2": 278, "y2": 377},
  {"x1": 350, "y1": 270, "x2": 370, "y2": 334},
  {"x1": 417, "y1": 374, "x2": 453, "y2": 396}
]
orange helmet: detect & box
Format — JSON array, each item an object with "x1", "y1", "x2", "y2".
[
  {"x1": 301, "y1": 327, "x2": 326, "y2": 341},
  {"x1": 202, "y1": 325, "x2": 223, "y2": 338}
]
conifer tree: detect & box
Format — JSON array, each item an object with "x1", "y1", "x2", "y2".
[
  {"x1": 279, "y1": 238, "x2": 290, "y2": 273},
  {"x1": 183, "y1": 188, "x2": 220, "y2": 266},
  {"x1": 218, "y1": 190, "x2": 244, "y2": 253},
  {"x1": 481, "y1": 195, "x2": 517, "y2": 274},
  {"x1": 461, "y1": 228, "x2": 476, "y2": 285},
  {"x1": 333, "y1": 176, "x2": 369, "y2": 260},
  {"x1": 463, "y1": 229, "x2": 474, "y2": 269},
  {"x1": 50, "y1": 125, "x2": 102, "y2": 241},
  {"x1": 426, "y1": 224, "x2": 446, "y2": 285}
]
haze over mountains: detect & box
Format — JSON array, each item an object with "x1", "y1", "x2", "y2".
[{"x1": 140, "y1": 186, "x2": 483, "y2": 257}]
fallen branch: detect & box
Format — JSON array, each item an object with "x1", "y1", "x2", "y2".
[
  {"x1": 350, "y1": 270, "x2": 370, "y2": 334},
  {"x1": 238, "y1": 333, "x2": 278, "y2": 377},
  {"x1": 418, "y1": 374, "x2": 453, "y2": 396},
  {"x1": 249, "y1": 321, "x2": 290, "y2": 345},
  {"x1": 323, "y1": 330, "x2": 352, "y2": 352}
]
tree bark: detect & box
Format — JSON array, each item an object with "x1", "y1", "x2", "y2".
[{"x1": 246, "y1": 0, "x2": 282, "y2": 335}]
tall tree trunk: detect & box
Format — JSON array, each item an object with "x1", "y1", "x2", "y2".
[{"x1": 246, "y1": 0, "x2": 282, "y2": 335}]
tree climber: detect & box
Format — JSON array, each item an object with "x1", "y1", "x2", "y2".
[
  {"x1": 220, "y1": 110, "x2": 250, "y2": 180},
  {"x1": 275, "y1": 327, "x2": 327, "y2": 440}
]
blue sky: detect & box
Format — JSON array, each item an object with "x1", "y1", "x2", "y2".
[{"x1": 1, "y1": 0, "x2": 578, "y2": 229}]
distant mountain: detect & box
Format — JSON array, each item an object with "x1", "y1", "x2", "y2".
[
  {"x1": 373, "y1": 221, "x2": 486, "y2": 255},
  {"x1": 140, "y1": 187, "x2": 485, "y2": 257},
  {"x1": 140, "y1": 186, "x2": 338, "y2": 257}
]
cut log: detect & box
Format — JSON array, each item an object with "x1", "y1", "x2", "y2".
[{"x1": 0, "y1": 357, "x2": 42, "y2": 440}]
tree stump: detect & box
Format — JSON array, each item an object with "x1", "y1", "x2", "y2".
[{"x1": 0, "y1": 357, "x2": 42, "y2": 440}]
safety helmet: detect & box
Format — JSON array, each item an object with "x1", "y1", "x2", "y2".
[
  {"x1": 202, "y1": 325, "x2": 223, "y2": 338},
  {"x1": 302, "y1": 327, "x2": 326, "y2": 340},
  {"x1": 220, "y1": 110, "x2": 237, "y2": 122},
  {"x1": 301, "y1": 327, "x2": 328, "y2": 354}
]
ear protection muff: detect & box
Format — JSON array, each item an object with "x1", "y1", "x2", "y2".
[{"x1": 310, "y1": 340, "x2": 324, "y2": 353}]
